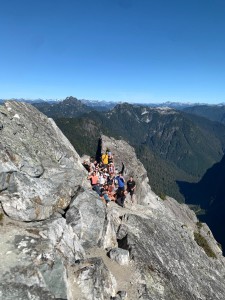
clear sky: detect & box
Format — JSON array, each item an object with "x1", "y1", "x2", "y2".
[{"x1": 1, "y1": 0, "x2": 225, "y2": 103}]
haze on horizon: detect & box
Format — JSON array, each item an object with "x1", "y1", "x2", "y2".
[{"x1": 1, "y1": 0, "x2": 225, "y2": 104}]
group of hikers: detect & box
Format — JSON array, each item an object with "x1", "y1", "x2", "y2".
[{"x1": 82, "y1": 144, "x2": 136, "y2": 208}]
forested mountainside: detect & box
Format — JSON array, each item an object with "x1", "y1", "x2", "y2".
[
  {"x1": 183, "y1": 104, "x2": 225, "y2": 125},
  {"x1": 53, "y1": 103, "x2": 225, "y2": 202}
]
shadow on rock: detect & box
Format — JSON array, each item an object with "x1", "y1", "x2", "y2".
[{"x1": 177, "y1": 153, "x2": 225, "y2": 251}]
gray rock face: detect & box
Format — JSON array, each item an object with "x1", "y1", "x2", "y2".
[
  {"x1": 0, "y1": 101, "x2": 87, "y2": 221},
  {"x1": 38, "y1": 217, "x2": 85, "y2": 262},
  {"x1": 70, "y1": 257, "x2": 117, "y2": 300},
  {"x1": 0, "y1": 283, "x2": 57, "y2": 300},
  {"x1": 103, "y1": 207, "x2": 121, "y2": 249},
  {"x1": 109, "y1": 248, "x2": 129, "y2": 266},
  {"x1": 115, "y1": 207, "x2": 225, "y2": 299},
  {"x1": 0, "y1": 217, "x2": 68, "y2": 300},
  {"x1": 66, "y1": 189, "x2": 106, "y2": 249}
]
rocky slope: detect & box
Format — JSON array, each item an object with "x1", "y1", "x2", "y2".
[{"x1": 0, "y1": 101, "x2": 225, "y2": 300}]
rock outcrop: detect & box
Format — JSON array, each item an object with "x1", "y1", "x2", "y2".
[
  {"x1": 101, "y1": 135, "x2": 161, "y2": 207},
  {"x1": 1, "y1": 101, "x2": 225, "y2": 300},
  {"x1": 0, "y1": 101, "x2": 87, "y2": 221}
]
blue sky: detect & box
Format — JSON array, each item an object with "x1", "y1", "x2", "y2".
[{"x1": 1, "y1": 0, "x2": 225, "y2": 103}]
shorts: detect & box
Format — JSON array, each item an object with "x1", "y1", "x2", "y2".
[{"x1": 127, "y1": 189, "x2": 134, "y2": 196}]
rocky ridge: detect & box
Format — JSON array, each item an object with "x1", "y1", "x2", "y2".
[{"x1": 0, "y1": 101, "x2": 225, "y2": 300}]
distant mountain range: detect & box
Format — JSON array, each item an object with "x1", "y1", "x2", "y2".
[
  {"x1": 80, "y1": 99, "x2": 117, "y2": 111},
  {"x1": 0, "y1": 97, "x2": 118, "y2": 112},
  {"x1": 0, "y1": 98, "x2": 58, "y2": 104},
  {"x1": 2, "y1": 96, "x2": 225, "y2": 113}
]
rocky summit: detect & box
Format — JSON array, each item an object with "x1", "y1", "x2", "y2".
[{"x1": 0, "y1": 101, "x2": 225, "y2": 300}]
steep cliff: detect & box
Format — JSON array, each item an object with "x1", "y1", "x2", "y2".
[{"x1": 0, "y1": 101, "x2": 225, "y2": 300}]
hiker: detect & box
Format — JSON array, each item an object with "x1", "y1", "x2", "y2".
[
  {"x1": 115, "y1": 172, "x2": 125, "y2": 192},
  {"x1": 98, "y1": 172, "x2": 106, "y2": 187},
  {"x1": 116, "y1": 189, "x2": 127, "y2": 208},
  {"x1": 90, "y1": 160, "x2": 96, "y2": 172},
  {"x1": 127, "y1": 176, "x2": 136, "y2": 202},
  {"x1": 108, "y1": 163, "x2": 115, "y2": 175},
  {"x1": 102, "y1": 151, "x2": 108, "y2": 167},
  {"x1": 107, "y1": 174, "x2": 115, "y2": 186},
  {"x1": 87, "y1": 171, "x2": 102, "y2": 196},
  {"x1": 100, "y1": 184, "x2": 112, "y2": 205},
  {"x1": 108, "y1": 184, "x2": 116, "y2": 200},
  {"x1": 93, "y1": 184, "x2": 101, "y2": 196},
  {"x1": 108, "y1": 152, "x2": 113, "y2": 164},
  {"x1": 95, "y1": 166, "x2": 100, "y2": 176},
  {"x1": 103, "y1": 168, "x2": 109, "y2": 177},
  {"x1": 87, "y1": 171, "x2": 99, "y2": 186},
  {"x1": 82, "y1": 160, "x2": 90, "y2": 172}
]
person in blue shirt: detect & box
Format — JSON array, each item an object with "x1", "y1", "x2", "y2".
[{"x1": 115, "y1": 172, "x2": 125, "y2": 192}]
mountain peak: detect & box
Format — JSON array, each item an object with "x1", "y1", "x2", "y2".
[
  {"x1": 63, "y1": 96, "x2": 80, "y2": 104},
  {"x1": 32, "y1": 96, "x2": 90, "y2": 118}
]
